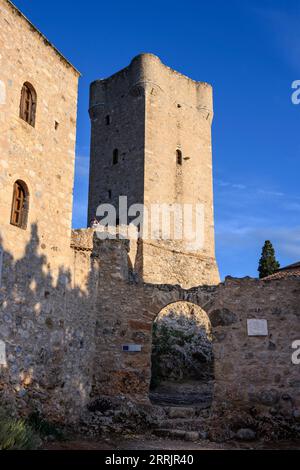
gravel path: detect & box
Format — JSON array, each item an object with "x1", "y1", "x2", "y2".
[{"x1": 43, "y1": 435, "x2": 300, "y2": 450}]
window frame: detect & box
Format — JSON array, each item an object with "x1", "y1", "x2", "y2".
[
  {"x1": 20, "y1": 82, "x2": 37, "y2": 127},
  {"x1": 10, "y1": 180, "x2": 29, "y2": 230}
]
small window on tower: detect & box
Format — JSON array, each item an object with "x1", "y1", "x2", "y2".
[
  {"x1": 108, "y1": 190, "x2": 112, "y2": 199},
  {"x1": 20, "y1": 82, "x2": 37, "y2": 127},
  {"x1": 10, "y1": 180, "x2": 29, "y2": 230},
  {"x1": 113, "y1": 149, "x2": 119, "y2": 165},
  {"x1": 176, "y1": 149, "x2": 183, "y2": 166},
  {"x1": 105, "y1": 115, "x2": 111, "y2": 125}
]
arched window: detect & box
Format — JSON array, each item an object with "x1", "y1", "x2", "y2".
[
  {"x1": 113, "y1": 149, "x2": 119, "y2": 165},
  {"x1": 10, "y1": 180, "x2": 29, "y2": 230},
  {"x1": 176, "y1": 149, "x2": 183, "y2": 166},
  {"x1": 20, "y1": 82, "x2": 37, "y2": 127}
]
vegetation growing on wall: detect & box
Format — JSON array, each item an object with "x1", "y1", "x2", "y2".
[
  {"x1": 150, "y1": 302, "x2": 214, "y2": 389},
  {"x1": 0, "y1": 411, "x2": 40, "y2": 450}
]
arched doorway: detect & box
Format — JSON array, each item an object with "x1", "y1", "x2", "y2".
[{"x1": 149, "y1": 301, "x2": 214, "y2": 408}]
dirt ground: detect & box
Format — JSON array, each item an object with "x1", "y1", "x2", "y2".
[{"x1": 43, "y1": 434, "x2": 300, "y2": 451}]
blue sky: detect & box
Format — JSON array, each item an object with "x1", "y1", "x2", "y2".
[{"x1": 13, "y1": 0, "x2": 300, "y2": 279}]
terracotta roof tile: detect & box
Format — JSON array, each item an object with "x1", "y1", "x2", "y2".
[{"x1": 263, "y1": 263, "x2": 300, "y2": 281}]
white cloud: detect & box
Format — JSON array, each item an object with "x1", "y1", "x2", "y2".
[
  {"x1": 215, "y1": 179, "x2": 247, "y2": 190},
  {"x1": 75, "y1": 155, "x2": 90, "y2": 178},
  {"x1": 257, "y1": 189, "x2": 284, "y2": 197},
  {"x1": 283, "y1": 202, "x2": 300, "y2": 212}
]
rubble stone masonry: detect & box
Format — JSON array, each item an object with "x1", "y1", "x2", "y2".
[
  {"x1": 0, "y1": 0, "x2": 84, "y2": 421},
  {"x1": 0, "y1": 1, "x2": 300, "y2": 435},
  {"x1": 88, "y1": 54, "x2": 220, "y2": 288}
]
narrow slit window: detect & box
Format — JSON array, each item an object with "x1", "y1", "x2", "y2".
[
  {"x1": 105, "y1": 115, "x2": 111, "y2": 125},
  {"x1": 113, "y1": 149, "x2": 119, "y2": 165},
  {"x1": 10, "y1": 180, "x2": 29, "y2": 230},
  {"x1": 176, "y1": 149, "x2": 183, "y2": 166}
]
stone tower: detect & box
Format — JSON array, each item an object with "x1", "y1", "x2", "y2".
[{"x1": 88, "y1": 53, "x2": 219, "y2": 287}]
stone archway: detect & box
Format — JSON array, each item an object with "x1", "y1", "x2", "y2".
[{"x1": 149, "y1": 301, "x2": 214, "y2": 408}]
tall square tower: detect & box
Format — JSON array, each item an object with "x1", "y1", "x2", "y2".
[{"x1": 88, "y1": 54, "x2": 219, "y2": 287}]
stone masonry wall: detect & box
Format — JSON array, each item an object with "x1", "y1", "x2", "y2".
[
  {"x1": 0, "y1": 229, "x2": 97, "y2": 423},
  {"x1": 2, "y1": 2, "x2": 297, "y2": 433},
  {"x1": 89, "y1": 233, "x2": 300, "y2": 420},
  {"x1": 88, "y1": 58, "x2": 145, "y2": 225},
  {"x1": 0, "y1": 0, "x2": 79, "y2": 269},
  {"x1": 209, "y1": 277, "x2": 300, "y2": 414},
  {"x1": 0, "y1": 0, "x2": 87, "y2": 423},
  {"x1": 141, "y1": 239, "x2": 220, "y2": 288},
  {"x1": 1, "y1": 226, "x2": 300, "y2": 426},
  {"x1": 142, "y1": 53, "x2": 219, "y2": 287},
  {"x1": 88, "y1": 54, "x2": 219, "y2": 288}
]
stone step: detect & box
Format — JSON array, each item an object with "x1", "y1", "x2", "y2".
[
  {"x1": 150, "y1": 393, "x2": 212, "y2": 408},
  {"x1": 157, "y1": 418, "x2": 205, "y2": 431},
  {"x1": 166, "y1": 407, "x2": 197, "y2": 419},
  {"x1": 153, "y1": 428, "x2": 205, "y2": 442}
]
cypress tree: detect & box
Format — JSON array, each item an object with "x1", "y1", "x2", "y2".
[{"x1": 258, "y1": 240, "x2": 280, "y2": 279}]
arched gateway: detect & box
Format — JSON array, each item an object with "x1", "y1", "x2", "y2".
[{"x1": 149, "y1": 301, "x2": 214, "y2": 408}]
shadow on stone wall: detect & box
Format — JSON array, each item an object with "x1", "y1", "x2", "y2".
[
  {"x1": 2, "y1": 225, "x2": 300, "y2": 439},
  {"x1": 0, "y1": 223, "x2": 97, "y2": 424}
]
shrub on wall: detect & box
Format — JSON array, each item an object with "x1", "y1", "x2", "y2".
[
  {"x1": 0, "y1": 412, "x2": 40, "y2": 450},
  {"x1": 150, "y1": 302, "x2": 213, "y2": 388}
]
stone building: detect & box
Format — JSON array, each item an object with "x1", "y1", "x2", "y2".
[
  {"x1": 0, "y1": 0, "x2": 300, "y2": 440},
  {"x1": 0, "y1": 0, "x2": 79, "y2": 261},
  {"x1": 0, "y1": 0, "x2": 93, "y2": 420},
  {"x1": 88, "y1": 54, "x2": 220, "y2": 288}
]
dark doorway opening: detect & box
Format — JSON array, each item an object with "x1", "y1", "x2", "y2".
[{"x1": 149, "y1": 302, "x2": 214, "y2": 408}]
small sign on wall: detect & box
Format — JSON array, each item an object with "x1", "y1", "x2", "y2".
[
  {"x1": 0, "y1": 340, "x2": 7, "y2": 366},
  {"x1": 122, "y1": 344, "x2": 142, "y2": 352},
  {"x1": 247, "y1": 319, "x2": 268, "y2": 337}
]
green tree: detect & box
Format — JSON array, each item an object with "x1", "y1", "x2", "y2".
[{"x1": 258, "y1": 240, "x2": 280, "y2": 279}]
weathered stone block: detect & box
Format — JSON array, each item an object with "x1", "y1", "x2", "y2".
[{"x1": 210, "y1": 308, "x2": 238, "y2": 327}]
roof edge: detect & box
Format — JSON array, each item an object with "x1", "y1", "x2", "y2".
[
  {"x1": 278, "y1": 261, "x2": 300, "y2": 272},
  {"x1": 5, "y1": 0, "x2": 81, "y2": 76},
  {"x1": 91, "y1": 52, "x2": 212, "y2": 88}
]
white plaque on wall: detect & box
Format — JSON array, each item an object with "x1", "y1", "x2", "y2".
[
  {"x1": 0, "y1": 341, "x2": 7, "y2": 366},
  {"x1": 247, "y1": 319, "x2": 268, "y2": 337}
]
